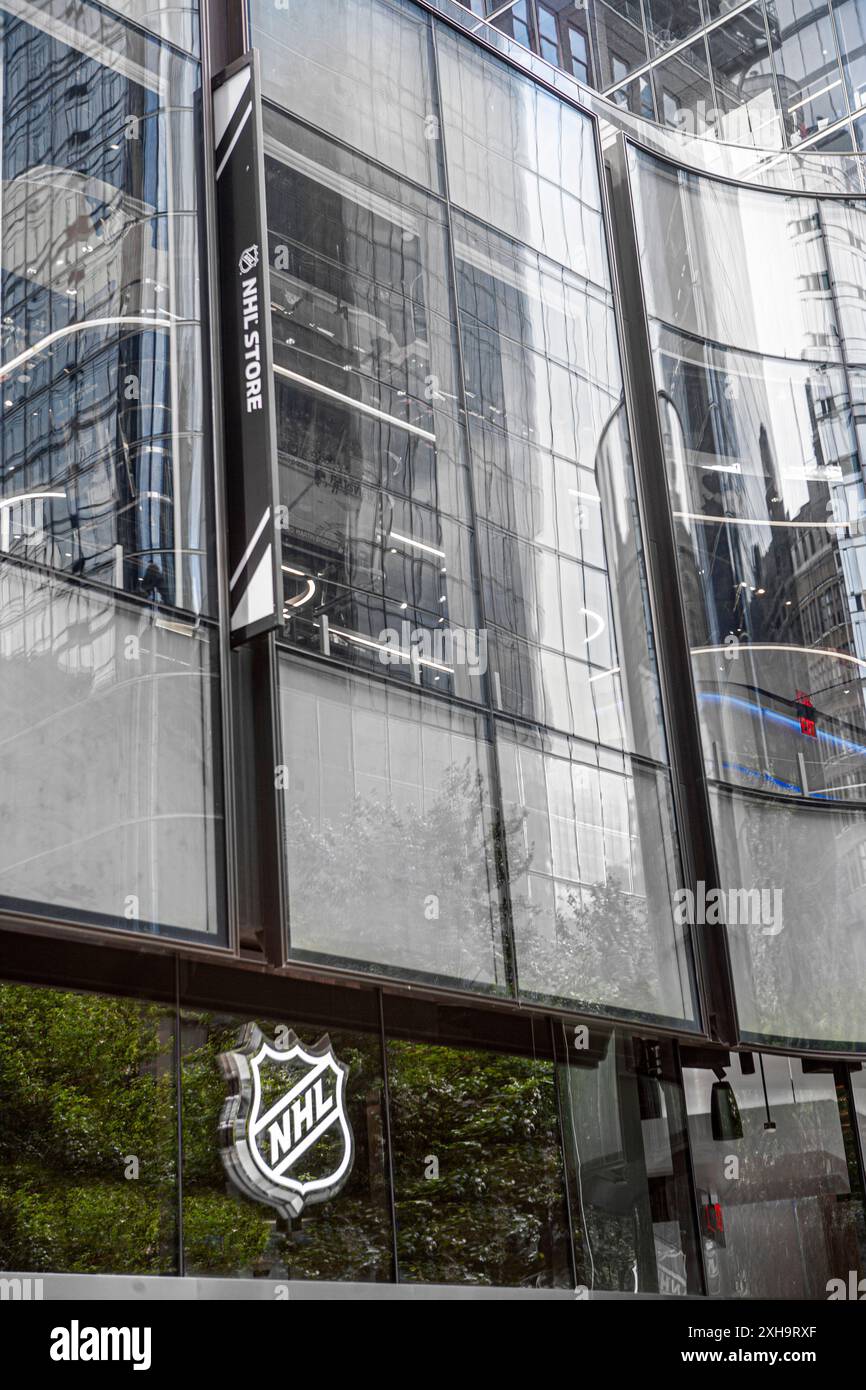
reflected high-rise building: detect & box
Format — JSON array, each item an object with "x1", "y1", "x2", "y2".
[{"x1": 3, "y1": 0, "x2": 866, "y2": 1306}]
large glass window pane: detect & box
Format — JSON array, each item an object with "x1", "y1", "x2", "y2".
[
  {"x1": 257, "y1": 5, "x2": 691, "y2": 1023},
  {"x1": 652, "y1": 39, "x2": 716, "y2": 139},
  {"x1": 0, "y1": 561, "x2": 225, "y2": 941},
  {"x1": 654, "y1": 332, "x2": 866, "y2": 808},
  {"x1": 386, "y1": 1028, "x2": 572, "y2": 1286},
  {"x1": 251, "y1": 0, "x2": 442, "y2": 190},
  {"x1": 180, "y1": 1010, "x2": 392, "y2": 1282},
  {"x1": 630, "y1": 152, "x2": 839, "y2": 361},
  {"x1": 559, "y1": 1028, "x2": 701, "y2": 1293},
  {"x1": 498, "y1": 723, "x2": 696, "y2": 1021},
  {"x1": 454, "y1": 211, "x2": 664, "y2": 756},
  {"x1": 277, "y1": 656, "x2": 509, "y2": 992},
  {"x1": 645, "y1": 0, "x2": 705, "y2": 55},
  {"x1": 0, "y1": 2, "x2": 214, "y2": 615},
  {"x1": 707, "y1": 3, "x2": 785, "y2": 148},
  {"x1": 682, "y1": 1050, "x2": 866, "y2": 1297},
  {"x1": 712, "y1": 788, "x2": 866, "y2": 1043},
  {"x1": 0, "y1": 983, "x2": 178, "y2": 1276},
  {"x1": 768, "y1": 0, "x2": 849, "y2": 144},
  {"x1": 436, "y1": 25, "x2": 605, "y2": 280},
  {"x1": 632, "y1": 144, "x2": 866, "y2": 1046},
  {"x1": 262, "y1": 107, "x2": 483, "y2": 703}
]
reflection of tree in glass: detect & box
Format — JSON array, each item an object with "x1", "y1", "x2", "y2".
[
  {"x1": 0, "y1": 984, "x2": 177, "y2": 1274},
  {"x1": 387, "y1": 1041, "x2": 571, "y2": 1287},
  {"x1": 517, "y1": 879, "x2": 667, "y2": 1015},
  {"x1": 285, "y1": 762, "x2": 525, "y2": 988}
]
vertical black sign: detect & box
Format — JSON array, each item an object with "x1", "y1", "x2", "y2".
[{"x1": 213, "y1": 51, "x2": 281, "y2": 643}]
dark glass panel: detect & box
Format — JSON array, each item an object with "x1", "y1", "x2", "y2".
[
  {"x1": 611, "y1": 71, "x2": 658, "y2": 121},
  {"x1": 645, "y1": 0, "x2": 705, "y2": 55},
  {"x1": 811, "y1": 119, "x2": 857, "y2": 147},
  {"x1": 559, "y1": 1028, "x2": 701, "y2": 1293},
  {"x1": 707, "y1": 2, "x2": 784, "y2": 148},
  {"x1": 593, "y1": 0, "x2": 649, "y2": 92},
  {"x1": 0, "y1": 6, "x2": 213, "y2": 615},
  {"x1": 252, "y1": 0, "x2": 442, "y2": 190},
  {"x1": 535, "y1": 0, "x2": 595, "y2": 83},
  {"x1": 652, "y1": 39, "x2": 717, "y2": 139},
  {"x1": 491, "y1": 0, "x2": 536, "y2": 50},
  {"x1": 2, "y1": 356, "x2": 211, "y2": 612}
]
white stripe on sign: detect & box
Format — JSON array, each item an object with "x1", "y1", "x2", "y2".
[
  {"x1": 213, "y1": 65, "x2": 251, "y2": 149},
  {"x1": 229, "y1": 507, "x2": 270, "y2": 591}
]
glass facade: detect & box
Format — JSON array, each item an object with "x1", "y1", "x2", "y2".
[
  {"x1": 0, "y1": 0, "x2": 225, "y2": 942},
  {"x1": 4, "y1": 0, "x2": 866, "y2": 1306},
  {"x1": 455, "y1": 0, "x2": 866, "y2": 153},
  {"x1": 256, "y1": 0, "x2": 697, "y2": 1024},
  {"x1": 631, "y1": 145, "x2": 866, "y2": 1046},
  {"x1": 682, "y1": 1048, "x2": 866, "y2": 1297}
]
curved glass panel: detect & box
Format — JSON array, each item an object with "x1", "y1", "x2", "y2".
[
  {"x1": 683, "y1": 1049, "x2": 866, "y2": 1297},
  {"x1": 559, "y1": 1028, "x2": 702, "y2": 1294},
  {"x1": 434, "y1": 0, "x2": 866, "y2": 192},
  {"x1": 632, "y1": 142, "x2": 866, "y2": 1043},
  {"x1": 631, "y1": 157, "x2": 839, "y2": 360},
  {"x1": 256, "y1": 0, "x2": 442, "y2": 191}
]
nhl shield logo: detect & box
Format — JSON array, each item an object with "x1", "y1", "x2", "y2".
[{"x1": 219, "y1": 1024, "x2": 354, "y2": 1219}]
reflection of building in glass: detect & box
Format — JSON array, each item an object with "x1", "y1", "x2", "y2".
[{"x1": 6, "y1": 0, "x2": 866, "y2": 1306}]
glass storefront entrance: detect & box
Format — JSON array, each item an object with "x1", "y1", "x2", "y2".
[
  {"x1": 681, "y1": 1048, "x2": 866, "y2": 1297},
  {"x1": 3, "y1": 974, "x2": 866, "y2": 1298}
]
